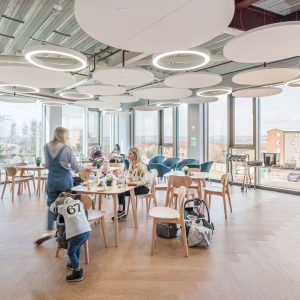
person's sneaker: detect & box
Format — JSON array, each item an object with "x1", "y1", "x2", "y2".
[
  {"x1": 66, "y1": 269, "x2": 84, "y2": 282},
  {"x1": 34, "y1": 233, "x2": 53, "y2": 246},
  {"x1": 66, "y1": 263, "x2": 73, "y2": 270},
  {"x1": 111, "y1": 211, "x2": 127, "y2": 222}
]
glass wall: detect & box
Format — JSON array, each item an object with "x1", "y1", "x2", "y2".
[
  {"x1": 134, "y1": 110, "x2": 159, "y2": 162},
  {"x1": 102, "y1": 112, "x2": 111, "y2": 154},
  {"x1": 178, "y1": 104, "x2": 188, "y2": 159},
  {"x1": 0, "y1": 102, "x2": 43, "y2": 166},
  {"x1": 208, "y1": 96, "x2": 228, "y2": 179},
  {"x1": 259, "y1": 86, "x2": 300, "y2": 191},
  {"x1": 162, "y1": 107, "x2": 174, "y2": 157},
  {"x1": 88, "y1": 110, "x2": 99, "y2": 157},
  {"x1": 62, "y1": 105, "x2": 86, "y2": 157}
]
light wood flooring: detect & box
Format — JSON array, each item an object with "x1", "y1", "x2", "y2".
[{"x1": 0, "y1": 184, "x2": 300, "y2": 300}]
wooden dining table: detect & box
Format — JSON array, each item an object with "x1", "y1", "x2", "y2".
[
  {"x1": 71, "y1": 184, "x2": 138, "y2": 247},
  {"x1": 15, "y1": 165, "x2": 45, "y2": 196},
  {"x1": 155, "y1": 171, "x2": 210, "y2": 202}
]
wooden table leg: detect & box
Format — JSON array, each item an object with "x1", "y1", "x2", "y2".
[
  {"x1": 36, "y1": 170, "x2": 41, "y2": 197},
  {"x1": 129, "y1": 189, "x2": 138, "y2": 229},
  {"x1": 112, "y1": 194, "x2": 119, "y2": 247}
]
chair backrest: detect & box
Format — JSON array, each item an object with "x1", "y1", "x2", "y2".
[
  {"x1": 79, "y1": 194, "x2": 93, "y2": 210},
  {"x1": 79, "y1": 170, "x2": 90, "y2": 181},
  {"x1": 176, "y1": 159, "x2": 197, "y2": 170},
  {"x1": 221, "y1": 173, "x2": 229, "y2": 193},
  {"x1": 110, "y1": 162, "x2": 125, "y2": 170},
  {"x1": 200, "y1": 161, "x2": 213, "y2": 173},
  {"x1": 5, "y1": 167, "x2": 17, "y2": 177},
  {"x1": 168, "y1": 175, "x2": 193, "y2": 189},
  {"x1": 176, "y1": 186, "x2": 188, "y2": 220},
  {"x1": 163, "y1": 157, "x2": 179, "y2": 168},
  {"x1": 149, "y1": 155, "x2": 165, "y2": 164}
]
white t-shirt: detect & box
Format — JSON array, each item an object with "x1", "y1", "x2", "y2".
[{"x1": 51, "y1": 197, "x2": 91, "y2": 240}]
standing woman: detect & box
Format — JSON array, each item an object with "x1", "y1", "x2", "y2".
[
  {"x1": 116, "y1": 147, "x2": 150, "y2": 221},
  {"x1": 35, "y1": 127, "x2": 90, "y2": 245}
]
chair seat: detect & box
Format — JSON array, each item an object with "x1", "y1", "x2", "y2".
[
  {"x1": 7, "y1": 176, "x2": 31, "y2": 183},
  {"x1": 204, "y1": 184, "x2": 223, "y2": 193},
  {"x1": 88, "y1": 209, "x2": 105, "y2": 222},
  {"x1": 149, "y1": 206, "x2": 179, "y2": 219}
]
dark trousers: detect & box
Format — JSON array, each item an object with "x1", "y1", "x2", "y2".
[{"x1": 118, "y1": 186, "x2": 149, "y2": 210}]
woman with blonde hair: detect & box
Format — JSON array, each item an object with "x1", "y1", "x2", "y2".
[
  {"x1": 35, "y1": 127, "x2": 91, "y2": 245},
  {"x1": 115, "y1": 147, "x2": 150, "y2": 221}
]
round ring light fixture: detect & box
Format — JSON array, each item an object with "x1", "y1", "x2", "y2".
[
  {"x1": 155, "y1": 101, "x2": 180, "y2": 108},
  {"x1": 24, "y1": 45, "x2": 88, "y2": 72},
  {"x1": 59, "y1": 91, "x2": 93, "y2": 100},
  {"x1": 153, "y1": 50, "x2": 210, "y2": 71},
  {"x1": 0, "y1": 84, "x2": 39, "y2": 94},
  {"x1": 285, "y1": 77, "x2": 300, "y2": 88},
  {"x1": 232, "y1": 87, "x2": 282, "y2": 98},
  {"x1": 196, "y1": 86, "x2": 232, "y2": 97}
]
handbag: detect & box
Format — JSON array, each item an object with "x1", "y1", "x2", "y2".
[
  {"x1": 184, "y1": 198, "x2": 214, "y2": 248},
  {"x1": 156, "y1": 222, "x2": 178, "y2": 239}
]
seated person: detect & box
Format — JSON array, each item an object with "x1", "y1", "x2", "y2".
[
  {"x1": 111, "y1": 144, "x2": 121, "y2": 156},
  {"x1": 99, "y1": 161, "x2": 111, "y2": 178},
  {"x1": 91, "y1": 146, "x2": 103, "y2": 160},
  {"x1": 114, "y1": 147, "x2": 150, "y2": 221}
]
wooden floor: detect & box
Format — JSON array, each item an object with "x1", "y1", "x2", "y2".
[{"x1": 1, "y1": 184, "x2": 300, "y2": 300}]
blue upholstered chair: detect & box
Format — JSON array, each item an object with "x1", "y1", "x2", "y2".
[
  {"x1": 200, "y1": 161, "x2": 213, "y2": 173},
  {"x1": 149, "y1": 157, "x2": 179, "y2": 178},
  {"x1": 176, "y1": 159, "x2": 198, "y2": 170},
  {"x1": 123, "y1": 158, "x2": 130, "y2": 170},
  {"x1": 148, "y1": 156, "x2": 165, "y2": 170}
]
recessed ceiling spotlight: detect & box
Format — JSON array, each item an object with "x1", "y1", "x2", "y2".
[
  {"x1": 285, "y1": 77, "x2": 300, "y2": 88},
  {"x1": 59, "y1": 91, "x2": 93, "y2": 100},
  {"x1": 152, "y1": 49, "x2": 210, "y2": 71},
  {"x1": 24, "y1": 44, "x2": 88, "y2": 72},
  {"x1": 0, "y1": 84, "x2": 39, "y2": 94},
  {"x1": 196, "y1": 86, "x2": 232, "y2": 97}
]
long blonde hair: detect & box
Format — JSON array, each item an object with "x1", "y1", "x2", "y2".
[
  {"x1": 50, "y1": 127, "x2": 68, "y2": 150},
  {"x1": 128, "y1": 147, "x2": 142, "y2": 163}
]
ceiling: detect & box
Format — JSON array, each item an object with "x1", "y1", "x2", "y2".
[{"x1": 0, "y1": 0, "x2": 299, "y2": 105}]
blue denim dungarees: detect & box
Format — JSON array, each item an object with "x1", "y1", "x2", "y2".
[{"x1": 45, "y1": 145, "x2": 73, "y2": 230}]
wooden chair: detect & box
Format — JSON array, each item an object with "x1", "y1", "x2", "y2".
[
  {"x1": 1, "y1": 167, "x2": 31, "y2": 202},
  {"x1": 203, "y1": 173, "x2": 232, "y2": 219},
  {"x1": 149, "y1": 187, "x2": 189, "y2": 257},
  {"x1": 79, "y1": 170, "x2": 90, "y2": 181},
  {"x1": 13, "y1": 162, "x2": 36, "y2": 191},
  {"x1": 165, "y1": 175, "x2": 193, "y2": 208},
  {"x1": 55, "y1": 194, "x2": 107, "y2": 264},
  {"x1": 126, "y1": 172, "x2": 158, "y2": 215}
]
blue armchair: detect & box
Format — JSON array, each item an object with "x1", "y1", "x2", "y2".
[
  {"x1": 176, "y1": 159, "x2": 198, "y2": 170},
  {"x1": 148, "y1": 156, "x2": 165, "y2": 170},
  {"x1": 200, "y1": 161, "x2": 213, "y2": 173},
  {"x1": 149, "y1": 157, "x2": 179, "y2": 178},
  {"x1": 123, "y1": 158, "x2": 130, "y2": 170}
]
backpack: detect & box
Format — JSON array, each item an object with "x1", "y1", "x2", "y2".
[
  {"x1": 184, "y1": 198, "x2": 214, "y2": 248},
  {"x1": 56, "y1": 214, "x2": 68, "y2": 249}
]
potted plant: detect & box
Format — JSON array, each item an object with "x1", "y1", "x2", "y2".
[
  {"x1": 36, "y1": 156, "x2": 42, "y2": 167},
  {"x1": 94, "y1": 158, "x2": 104, "y2": 169},
  {"x1": 182, "y1": 166, "x2": 189, "y2": 175},
  {"x1": 104, "y1": 174, "x2": 113, "y2": 186}
]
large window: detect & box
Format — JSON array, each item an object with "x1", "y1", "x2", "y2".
[
  {"x1": 0, "y1": 102, "x2": 43, "y2": 167},
  {"x1": 163, "y1": 107, "x2": 174, "y2": 157},
  {"x1": 234, "y1": 98, "x2": 254, "y2": 145},
  {"x1": 178, "y1": 104, "x2": 188, "y2": 159},
  {"x1": 102, "y1": 112, "x2": 111, "y2": 154},
  {"x1": 62, "y1": 105, "x2": 86, "y2": 157},
  {"x1": 88, "y1": 110, "x2": 99, "y2": 156},
  {"x1": 259, "y1": 86, "x2": 300, "y2": 190},
  {"x1": 208, "y1": 96, "x2": 228, "y2": 179},
  {"x1": 134, "y1": 110, "x2": 159, "y2": 162}
]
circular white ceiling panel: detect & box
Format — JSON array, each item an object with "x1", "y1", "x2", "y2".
[
  {"x1": 132, "y1": 87, "x2": 192, "y2": 100},
  {"x1": 196, "y1": 86, "x2": 232, "y2": 97},
  {"x1": 93, "y1": 67, "x2": 154, "y2": 86},
  {"x1": 164, "y1": 72, "x2": 222, "y2": 89},
  {"x1": 232, "y1": 67, "x2": 300, "y2": 86},
  {"x1": 0, "y1": 65, "x2": 75, "y2": 88},
  {"x1": 224, "y1": 21, "x2": 300, "y2": 63},
  {"x1": 75, "y1": 0, "x2": 235, "y2": 53},
  {"x1": 99, "y1": 95, "x2": 139, "y2": 103},
  {"x1": 0, "y1": 95, "x2": 37, "y2": 103},
  {"x1": 179, "y1": 96, "x2": 218, "y2": 104},
  {"x1": 134, "y1": 105, "x2": 164, "y2": 111},
  {"x1": 75, "y1": 100, "x2": 121, "y2": 109},
  {"x1": 77, "y1": 84, "x2": 126, "y2": 95},
  {"x1": 285, "y1": 77, "x2": 300, "y2": 88},
  {"x1": 232, "y1": 87, "x2": 282, "y2": 98},
  {"x1": 153, "y1": 50, "x2": 210, "y2": 71}
]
